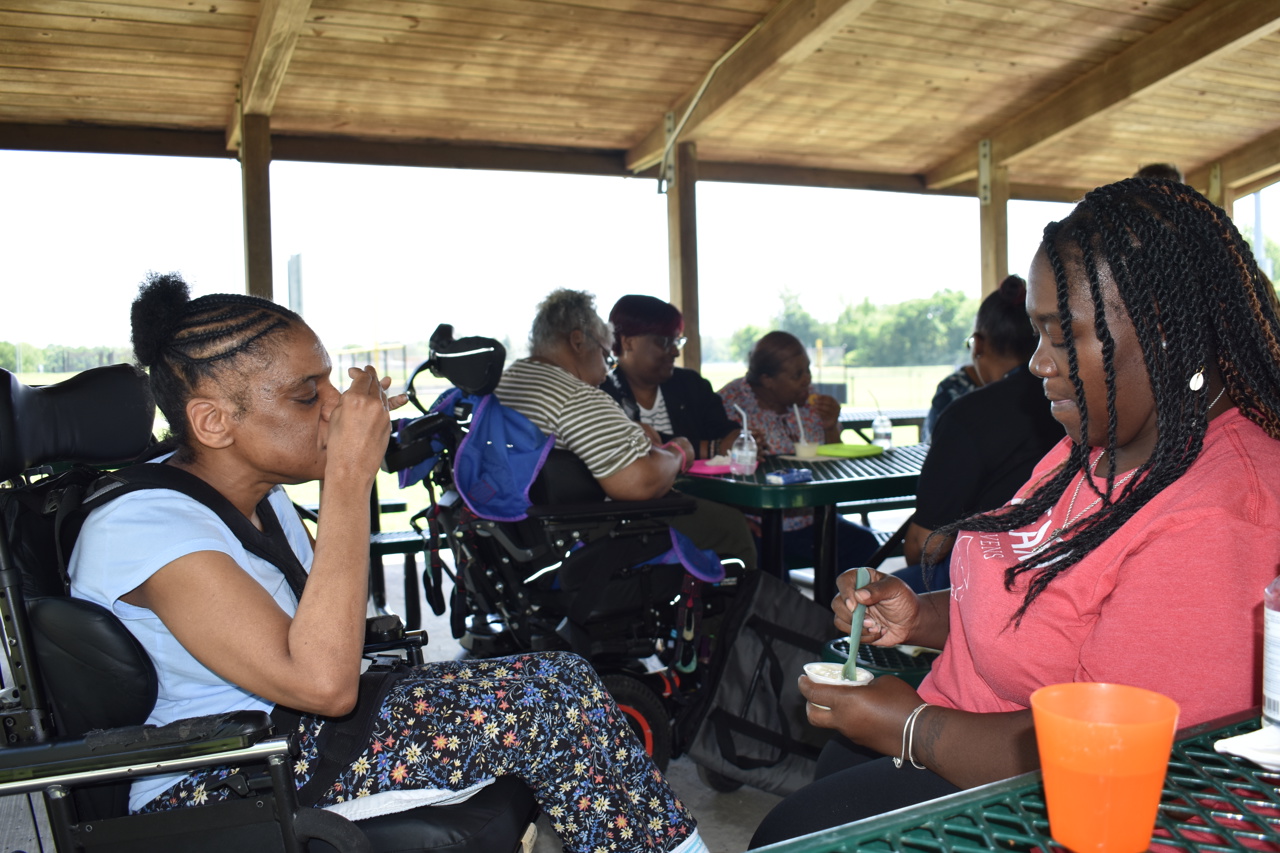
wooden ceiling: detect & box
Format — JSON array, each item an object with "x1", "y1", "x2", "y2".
[{"x1": 3, "y1": 0, "x2": 1280, "y2": 202}]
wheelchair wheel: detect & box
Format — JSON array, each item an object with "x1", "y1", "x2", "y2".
[
  {"x1": 602, "y1": 673, "x2": 672, "y2": 772},
  {"x1": 696, "y1": 764, "x2": 745, "y2": 793}
]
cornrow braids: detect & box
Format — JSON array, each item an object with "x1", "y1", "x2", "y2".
[
  {"x1": 132, "y1": 274, "x2": 303, "y2": 461},
  {"x1": 932, "y1": 178, "x2": 1280, "y2": 621}
]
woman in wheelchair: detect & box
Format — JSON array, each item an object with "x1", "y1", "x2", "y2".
[
  {"x1": 69, "y1": 273, "x2": 709, "y2": 853},
  {"x1": 493, "y1": 287, "x2": 757, "y2": 572}
]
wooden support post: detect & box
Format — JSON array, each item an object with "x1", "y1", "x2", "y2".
[
  {"x1": 1206, "y1": 162, "x2": 1236, "y2": 212},
  {"x1": 978, "y1": 139, "x2": 1010, "y2": 296},
  {"x1": 668, "y1": 141, "x2": 701, "y2": 372},
  {"x1": 240, "y1": 113, "x2": 274, "y2": 300}
]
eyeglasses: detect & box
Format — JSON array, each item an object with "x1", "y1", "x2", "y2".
[
  {"x1": 654, "y1": 335, "x2": 687, "y2": 351},
  {"x1": 965, "y1": 332, "x2": 983, "y2": 350},
  {"x1": 590, "y1": 335, "x2": 618, "y2": 369}
]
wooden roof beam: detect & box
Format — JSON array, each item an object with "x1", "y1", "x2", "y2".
[
  {"x1": 625, "y1": 0, "x2": 876, "y2": 173},
  {"x1": 925, "y1": 0, "x2": 1280, "y2": 191},
  {"x1": 1185, "y1": 126, "x2": 1280, "y2": 197},
  {"x1": 226, "y1": 0, "x2": 313, "y2": 151}
]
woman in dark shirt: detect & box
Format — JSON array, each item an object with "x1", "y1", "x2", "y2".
[
  {"x1": 601, "y1": 294, "x2": 744, "y2": 461},
  {"x1": 898, "y1": 275, "x2": 1064, "y2": 591}
]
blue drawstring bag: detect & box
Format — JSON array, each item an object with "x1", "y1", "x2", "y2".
[
  {"x1": 396, "y1": 389, "x2": 553, "y2": 523},
  {"x1": 639, "y1": 527, "x2": 726, "y2": 583},
  {"x1": 450, "y1": 393, "x2": 554, "y2": 522}
]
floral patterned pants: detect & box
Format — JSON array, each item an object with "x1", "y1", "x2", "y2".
[{"x1": 139, "y1": 652, "x2": 698, "y2": 853}]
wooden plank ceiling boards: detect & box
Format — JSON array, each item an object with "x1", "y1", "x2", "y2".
[{"x1": 2, "y1": 0, "x2": 1279, "y2": 200}]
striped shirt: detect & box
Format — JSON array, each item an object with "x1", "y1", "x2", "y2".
[
  {"x1": 637, "y1": 389, "x2": 674, "y2": 436},
  {"x1": 494, "y1": 359, "x2": 651, "y2": 479}
]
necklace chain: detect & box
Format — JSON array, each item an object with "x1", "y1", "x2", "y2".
[
  {"x1": 1055, "y1": 453, "x2": 1139, "y2": 539},
  {"x1": 1207, "y1": 383, "x2": 1228, "y2": 413},
  {"x1": 1046, "y1": 383, "x2": 1223, "y2": 546}
]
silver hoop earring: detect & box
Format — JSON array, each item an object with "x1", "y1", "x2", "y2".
[{"x1": 1189, "y1": 367, "x2": 1205, "y2": 392}]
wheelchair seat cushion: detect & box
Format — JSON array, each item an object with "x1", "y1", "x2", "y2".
[{"x1": 308, "y1": 776, "x2": 538, "y2": 853}]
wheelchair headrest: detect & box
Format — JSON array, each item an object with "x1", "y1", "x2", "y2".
[
  {"x1": 406, "y1": 324, "x2": 506, "y2": 413},
  {"x1": 0, "y1": 364, "x2": 157, "y2": 481}
]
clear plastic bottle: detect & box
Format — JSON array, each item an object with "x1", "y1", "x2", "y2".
[
  {"x1": 872, "y1": 412, "x2": 894, "y2": 449},
  {"x1": 1265, "y1": 577, "x2": 1280, "y2": 726},
  {"x1": 729, "y1": 431, "x2": 758, "y2": 475}
]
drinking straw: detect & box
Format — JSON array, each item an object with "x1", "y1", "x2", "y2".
[
  {"x1": 734, "y1": 404, "x2": 749, "y2": 434},
  {"x1": 793, "y1": 403, "x2": 807, "y2": 445},
  {"x1": 842, "y1": 567, "x2": 872, "y2": 681}
]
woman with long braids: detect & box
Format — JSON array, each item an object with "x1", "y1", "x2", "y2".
[
  {"x1": 70, "y1": 273, "x2": 709, "y2": 853},
  {"x1": 750, "y1": 177, "x2": 1280, "y2": 846}
]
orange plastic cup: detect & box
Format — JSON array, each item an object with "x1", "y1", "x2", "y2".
[{"x1": 1031, "y1": 683, "x2": 1179, "y2": 853}]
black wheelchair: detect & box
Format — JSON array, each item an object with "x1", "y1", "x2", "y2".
[
  {"x1": 0, "y1": 364, "x2": 538, "y2": 852},
  {"x1": 385, "y1": 326, "x2": 742, "y2": 771}
]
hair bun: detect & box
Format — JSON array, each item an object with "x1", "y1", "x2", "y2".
[
  {"x1": 998, "y1": 274, "x2": 1027, "y2": 304},
  {"x1": 131, "y1": 272, "x2": 191, "y2": 367}
]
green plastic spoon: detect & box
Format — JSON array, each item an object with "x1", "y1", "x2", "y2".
[{"x1": 841, "y1": 567, "x2": 872, "y2": 682}]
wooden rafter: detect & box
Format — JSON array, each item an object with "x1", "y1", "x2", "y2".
[
  {"x1": 1186, "y1": 125, "x2": 1280, "y2": 196},
  {"x1": 625, "y1": 0, "x2": 877, "y2": 173},
  {"x1": 925, "y1": 0, "x2": 1280, "y2": 191},
  {"x1": 225, "y1": 0, "x2": 313, "y2": 152}
]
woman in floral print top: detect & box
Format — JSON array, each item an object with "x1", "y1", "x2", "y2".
[{"x1": 718, "y1": 331, "x2": 879, "y2": 576}]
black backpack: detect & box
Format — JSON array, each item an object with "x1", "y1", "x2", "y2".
[{"x1": 676, "y1": 570, "x2": 840, "y2": 796}]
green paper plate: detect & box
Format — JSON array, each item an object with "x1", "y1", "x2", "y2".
[{"x1": 815, "y1": 443, "x2": 885, "y2": 458}]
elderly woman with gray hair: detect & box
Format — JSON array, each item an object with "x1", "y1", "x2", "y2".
[{"x1": 495, "y1": 288, "x2": 756, "y2": 572}]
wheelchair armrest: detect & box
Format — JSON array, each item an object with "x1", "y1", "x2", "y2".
[
  {"x1": 364, "y1": 614, "x2": 426, "y2": 665},
  {"x1": 526, "y1": 493, "x2": 696, "y2": 524},
  {"x1": 0, "y1": 710, "x2": 283, "y2": 795}
]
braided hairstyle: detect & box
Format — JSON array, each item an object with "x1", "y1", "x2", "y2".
[
  {"x1": 934, "y1": 178, "x2": 1280, "y2": 621},
  {"x1": 131, "y1": 272, "x2": 303, "y2": 461}
]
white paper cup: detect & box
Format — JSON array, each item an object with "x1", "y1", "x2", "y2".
[
  {"x1": 803, "y1": 661, "x2": 872, "y2": 710},
  {"x1": 793, "y1": 441, "x2": 820, "y2": 459}
]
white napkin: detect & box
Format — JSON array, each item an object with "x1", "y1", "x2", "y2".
[{"x1": 1214, "y1": 720, "x2": 1280, "y2": 770}]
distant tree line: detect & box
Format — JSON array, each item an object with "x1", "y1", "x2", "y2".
[
  {"x1": 707, "y1": 289, "x2": 982, "y2": 368},
  {"x1": 0, "y1": 342, "x2": 129, "y2": 374}
]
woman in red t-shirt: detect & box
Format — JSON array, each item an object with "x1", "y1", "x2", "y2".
[{"x1": 752, "y1": 177, "x2": 1280, "y2": 846}]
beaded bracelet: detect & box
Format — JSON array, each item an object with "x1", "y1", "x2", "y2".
[{"x1": 894, "y1": 703, "x2": 930, "y2": 769}]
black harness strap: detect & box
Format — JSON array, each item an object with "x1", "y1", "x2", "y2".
[{"x1": 80, "y1": 464, "x2": 309, "y2": 601}]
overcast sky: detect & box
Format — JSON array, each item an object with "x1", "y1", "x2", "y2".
[{"x1": 7, "y1": 149, "x2": 1267, "y2": 356}]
